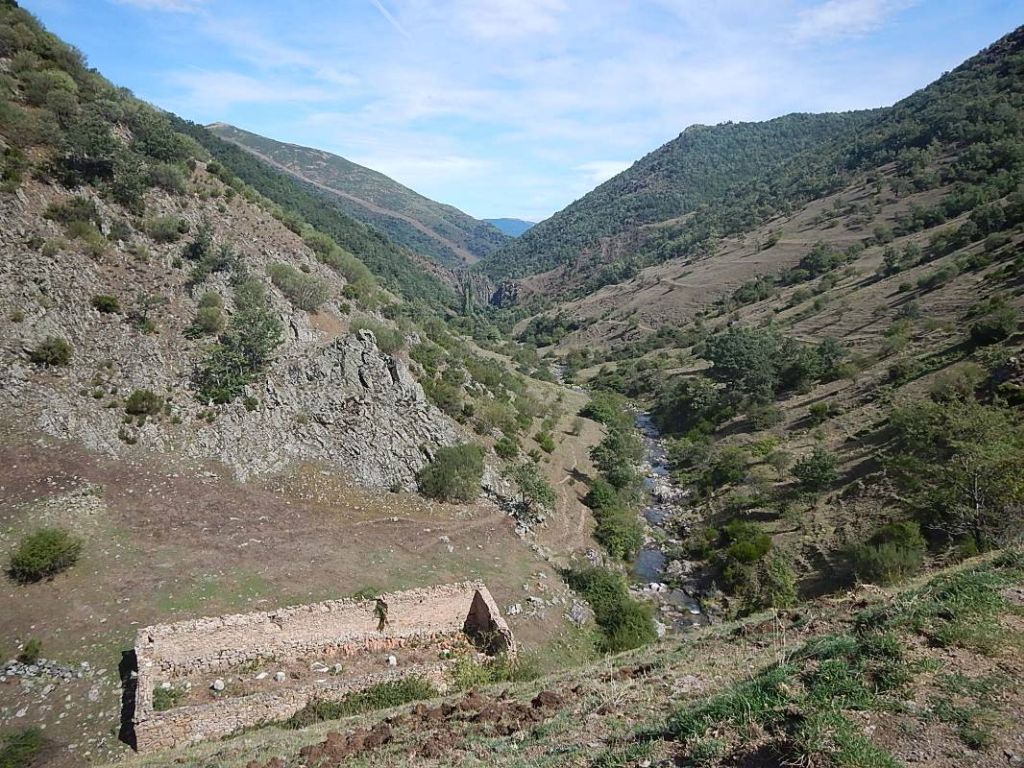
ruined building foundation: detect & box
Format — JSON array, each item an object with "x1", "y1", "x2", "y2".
[{"x1": 132, "y1": 582, "x2": 514, "y2": 753}]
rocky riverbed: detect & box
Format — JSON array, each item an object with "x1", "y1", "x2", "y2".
[{"x1": 630, "y1": 412, "x2": 715, "y2": 632}]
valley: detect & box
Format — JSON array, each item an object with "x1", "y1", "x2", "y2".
[{"x1": 1, "y1": 3, "x2": 1023, "y2": 767}]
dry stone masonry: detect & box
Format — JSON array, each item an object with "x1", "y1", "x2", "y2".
[{"x1": 132, "y1": 582, "x2": 513, "y2": 753}]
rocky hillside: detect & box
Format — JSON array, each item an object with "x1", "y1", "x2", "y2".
[
  {"x1": 512, "y1": 24, "x2": 1024, "y2": 623},
  {"x1": 0, "y1": 4, "x2": 469, "y2": 489},
  {"x1": 208, "y1": 124, "x2": 510, "y2": 268}
]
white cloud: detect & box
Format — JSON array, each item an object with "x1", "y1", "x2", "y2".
[
  {"x1": 576, "y1": 160, "x2": 631, "y2": 187},
  {"x1": 433, "y1": 0, "x2": 568, "y2": 41},
  {"x1": 794, "y1": 0, "x2": 915, "y2": 41},
  {"x1": 165, "y1": 71, "x2": 336, "y2": 109},
  {"x1": 112, "y1": 0, "x2": 204, "y2": 12}
]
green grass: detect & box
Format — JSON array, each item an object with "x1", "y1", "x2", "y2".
[
  {"x1": 449, "y1": 653, "x2": 540, "y2": 690},
  {"x1": 0, "y1": 728, "x2": 46, "y2": 768},
  {"x1": 152, "y1": 686, "x2": 185, "y2": 712},
  {"x1": 284, "y1": 677, "x2": 438, "y2": 729}
]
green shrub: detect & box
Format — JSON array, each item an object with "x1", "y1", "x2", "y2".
[
  {"x1": 145, "y1": 215, "x2": 188, "y2": 243},
  {"x1": 90, "y1": 294, "x2": 120, "y2": 314},
  {"x1": 285, "y1": 677, "x2": 436, "y2": 728},
  {"x1": 416, "y1": 443, "x2": 484, "y2": 502},
  {"x1": 534, "y1": 429, "x2": 555, "y2": 453},
  {"x1": 7, "y1": 527, "x2": 82, "y2": 583},
  {"x1": 186, "y1": 305, "x2": 225, "y2": 337},
  {"x1": 969, "y1": 305, "x2": 1017, "y2": 345},
  {"x1": 193, "y1": 279, "x2": 283, "y2": 404},
  {"x1": 449, "y1": 653, "x2": 540, "y2": 690},
  {"x1": 849, "y1": 521, "x2": 926, "y2": 585},
  {"x1": 493, "y1": 435, "x2": 519, "y2": 459},
  {"x1": 124, "y1": 389, "x2": 163, "y2": 417},
  {"x1": 564, "y1": 565, "x2": 656, "y2": 653},
  {"x1": 17, "y1": 639, "x2": 41, "y2": 665},
  {"x1": 267, "y1": 262, "x2": 329, "y2": 312},
  {"x1": 722, "y1": 520, "x2": 772, "y2": 563},
  {"x1": 594, "y1": 506, "x2": 644, "y2": 562},
  {"x1": 350, "y1": 319, "x2": 404, "y2": 355},
  {"x1": 44, "y1": 196, "x2": 100, "y2": 228},
  {"x1": 28, "y1": 336, "x2": 72, "y2": 367},
  {"x1": 792, "y1": 448, "x2": 838, "y2": 492},
  {"x1": 0, "y1": 727, "x2": 47, "y2": 768}
]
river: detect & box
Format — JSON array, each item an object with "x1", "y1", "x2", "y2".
[{"x1": 631, "y1": 411, "x2": 709, "y2": 631}]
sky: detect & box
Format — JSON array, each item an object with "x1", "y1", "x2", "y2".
[{"x1": 20, "y1": 1, "x2": 1024, "y2": 222}]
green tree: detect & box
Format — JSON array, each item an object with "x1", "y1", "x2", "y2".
[
  {"x1": 888, "y1": 399, "x2": 1024, "y2": 546},
  {"x1": 416, "y1": 443, "x2": 484, "y2": 502},
  {"x1": 792, "y1": 448, "x2": 839, "y2": 492},
  {"x1": 590, "y1": 427, "x2": 643, "y2": 490},
  {"x1": 504, "y1": 461, "x2": 556, "y2": 519}
]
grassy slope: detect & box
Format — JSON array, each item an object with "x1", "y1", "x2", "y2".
[
  {"x1": 112, "y1": 552, "x2": 1024, "y2": 768},
  {"x1": 208, "y1": 123, "x2": 510, "y2": 268}
]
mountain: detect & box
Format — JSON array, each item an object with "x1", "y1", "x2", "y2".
[
  {"x1": 484, "y1": 218, "x2": 535, "y2": 237},
  {"x1": 481, "y1": 25, "x2": 1024, "y2": 303},
  {"x1": 207, "y1": 123, "x2": 511, "y2": 268},
  {"x1": 476, "y1": 110, "x2": 878, "y2": 289}
]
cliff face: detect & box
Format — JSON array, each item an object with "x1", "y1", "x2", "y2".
[{"x1": 0, "y1": 173, "x2": 458, "y2": 488}]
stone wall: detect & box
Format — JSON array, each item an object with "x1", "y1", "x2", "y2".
[{"x1": 133, "y1": 582, "x2": 513, "y2": 753}]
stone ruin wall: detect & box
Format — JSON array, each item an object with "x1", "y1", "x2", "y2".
[{"x1": 133, "y1": 582, "x2": 513, "y2": 753}]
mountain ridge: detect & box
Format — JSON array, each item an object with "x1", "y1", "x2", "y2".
[{"x1": 207, "y1": 123, "x2": 510, "y2": 268}]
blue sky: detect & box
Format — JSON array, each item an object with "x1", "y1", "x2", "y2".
[{"x1": 21, "y1": 0, "x2": 1023, "y2": 221}]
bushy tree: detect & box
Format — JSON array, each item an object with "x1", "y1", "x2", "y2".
[
  {"x1": 888, "y1": 399, "x2": 1024, "y2": 546},
  {"x1": 416, "y1": 443, "x2": 484, "y2": 502},
  {"x1": 792, "y1": 448, "x2": 839, "y2": 492},
  {"x1": 8, "y1": 527, "x2": 82, "y2": 583},
  {"x1": 504, "y1": 460, "x2": 555, "y2": 518},
  {"x1": 849, "y1": 521, "x2": 927, "y2": 585}
]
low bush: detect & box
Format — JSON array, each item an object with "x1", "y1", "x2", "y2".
[
  {"x1": 416, "y1": 443, "x2": 484, "y2": 502},
  {"x1": 493, "y1": 435, "x2": 519, "y2": 459},
  {"x1": 28, "y1": 336, "x2": 72, "y2": 367},
  {"x1": 350, "y1": 319, "x2": 404, "y2": 355},
  {"x1": 449, "y1": 653, "x2": 540, "y2": 690},
  {"x1": 152, "y1": 686, "x2": 185, "y2": 712},
  {"x1": 185, "y1": 305, "x2": 225, "y2": 337},
  {"x1": 17, "y1": 639, "x2": 41, "y2": 665},
  {"x1": 849, "y1": 521, "x2": 927, "y2": 585},
  {"x1": 0, "y1": 727, "x2": 47, "y2": 768},
  {"x1": 534, "y1": 429, "x2": 555, "y2": 453},
  {"x1": 267, "y1": 262, "x2": 329, "y2": 312},
  {"x1": 90, "y1": 294, "x2": 120, "y2": 314},
  {"x1": 145, "y1": 215, "x2": 188, "y2": 243},
  {"x1": 124, "y1": 388, "x2": 163, "y2": 417},
  {"x1": 285, "y1": 677, "x2": 436, "y2": 728},
  {"x1": 564, "y1": 565, "x2": 656, "y2": 653},
  {"x1": 7, "y1": 527, "x2": 82, "y2": 583}
]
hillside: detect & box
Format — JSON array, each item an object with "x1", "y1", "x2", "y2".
[
  {"x1": 476, "y1": 110, "x2": 877, "y2": 289},
  {"x1": 208, "y1": 124, "x2": 510, "y2": 268},
  {"x1": 117, "y1": 553, "x2": 1024, "y2": 768},
  {"x1": 510, "y1": 23, "x2": 1024, "y2": 637},
  {"x1": 484, "y1": 218, "x2": 535, "y2": 237},
  {"x1": 480, "y1": 26, "x2": 1024, "y2": 304}
]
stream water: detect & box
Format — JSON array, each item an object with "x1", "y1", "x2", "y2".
[{"x1": 631, "y1": 411, "x2": 708, "y2": 631}]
